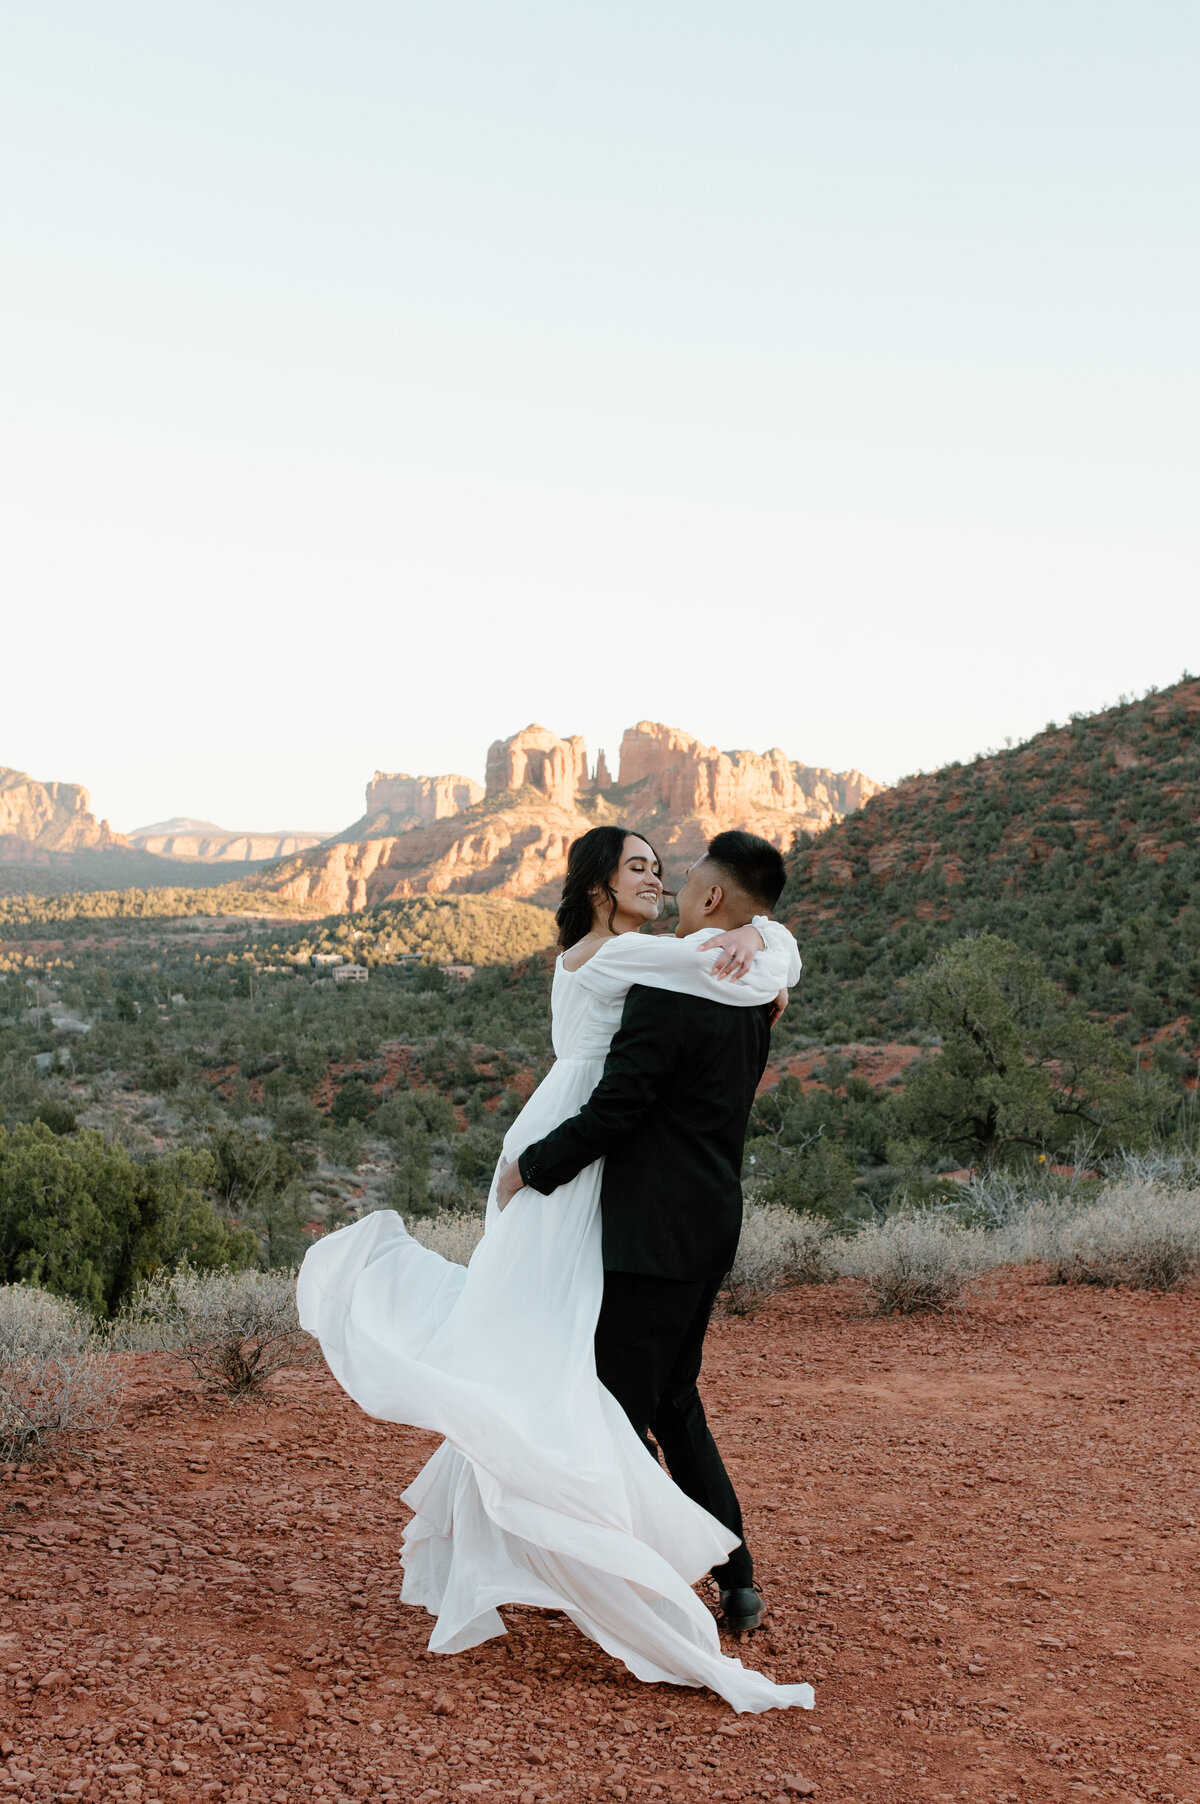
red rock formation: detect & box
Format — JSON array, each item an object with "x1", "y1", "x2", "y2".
[
  {"x1": 616, "y1": 722, "x2": 883, "y2": 857},
  {"x1": 265, "y1": 798, "x2": 588, "y2": 914},
  {"x1": 261, "y1": 722, "x2": 883, "y2": 912},
  {"x1": 485, "y1": 725, "x2": 590, "y2": 812},
  {"x1": 365, "y1": 771, "x2": 484, "y2": 825},
  {"x1": 0, "y1": 766, "x2": 126, "y2": 852}
]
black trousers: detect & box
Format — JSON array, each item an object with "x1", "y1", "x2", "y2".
[{"x1": 593, "y1": 1270, "x2": 752, "y2": 1591}]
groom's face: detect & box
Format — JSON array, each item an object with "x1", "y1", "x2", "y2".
[{"x1": 674, "y1": 858, "x2": 719, "y2": 936}]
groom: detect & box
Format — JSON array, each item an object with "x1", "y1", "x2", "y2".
[{"x1": 496, "y1": 829, "x2": 791, "y2": 1635}]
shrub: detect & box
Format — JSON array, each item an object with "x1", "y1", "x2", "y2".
[
  {"x1": 330, "y1": 1077, "x2": 376, "y2": 1126},
  {"x1": 718, "y1": 1204, "x2": 833, "y2": 1317},
  {"x1": 0, "y1": 1284, "x2": 91, "y2": 1361},
  {"x1": 945, "y1": 1150, "x2": 1102, "y2": 1230},
  {"x1": 989, "y1": 1197, "x2": 1078, "y2": 1267},
  {"x1": 753, "y1": 1138, "x2": 858, "y2": 1221},
  {"x1": 383, "y1": 1157, "x2": 434, "y2": 1218},
  {"x1": 269, "y1": 1094, "x2": 324, "y2": 1153},
  {"x1": 117, "y1": 1266, "x2": 318, "y2": 1398},
  {"x1": 1034, "y1": 1180, "x2": 1200, "y2": 1291},
  {"x1": 833, "y1": 1213, "x2": 996, "y2": 1314},
  {"x1": 452, "y1": 1123, "x2": 504, "y2": 1190},
  {"x1": 323, "y1": 1120, "x2": 366, "y2": 1171},
  {"x1": 0, "y1": 1284, "x2": 119, "y2": 1462},
  {"x1": 373, "y1": 1088, "x2": 459, "y2": 1145},
  {"x1": 30, "y1": 1097, "x2": 78, "y2": 1136},
  {"x1": 1109, "y1": 1147, "x2": 1200, "y2": 1189},
  {"x1": 207, "y1": 1124, "x2": 303, "y2": 1212},
  {"x1": 746, "y1": 1070, "x2": 893, "y2": 1192},
  {"x1": 0, "y1": 1122, "x2": 257, "y2": 1315},
  {"x1": 205, "y1": 1123, "x2": 310, "y2": 1267}
]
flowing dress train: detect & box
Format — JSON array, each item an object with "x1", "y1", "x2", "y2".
[{"x1": 297, "y1": 925, "x2": 813, "y2": 1713}]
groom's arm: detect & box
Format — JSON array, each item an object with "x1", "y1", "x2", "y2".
[{"x1": 517, "y1": 987, "x2": 680, "y2": 1196}]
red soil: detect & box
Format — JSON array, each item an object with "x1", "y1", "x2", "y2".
[
  {"x1": 3, "y1": 1274, "x2": 1199, "y2": 1803},
  {"x1": 759, "y1": 1044, "x2": 924, "y2": 1095}
]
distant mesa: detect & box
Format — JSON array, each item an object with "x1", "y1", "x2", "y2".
[
  {"x1": 0, "y1": 769, "x2": 334, "y2": 892},
  {"x1": 127, "y1": 817, "x2": 333, "y2": 863},
  {"x1": 258, "y1": 721, "x2": 884, "y2": 914}
]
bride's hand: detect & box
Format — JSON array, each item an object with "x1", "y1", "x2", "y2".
[
  {"x1": 768, "y1": 987, "x2": 789, "y2": 1028},
  {"x1": 496, "y1": 1155, "x2": 524, "y2": 1211},
  {"x1": 700, "y1": 922, "x2": 766, "y2": 980}
]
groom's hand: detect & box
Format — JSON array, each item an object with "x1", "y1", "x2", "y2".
[
  {"x1": 768, "y1": 987, "x2": 789, "y2": 1028},
  {"x1": 496, "y1": 1155, "x2": 525, "y2": 1211}
]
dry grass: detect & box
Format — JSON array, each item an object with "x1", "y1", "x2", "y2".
[
  {"x1": 833, "y1": 1213, "x2": 996, "y2": 1315},
  {"x1": 407, "y1": 1210, "x2": 486, "y2": 1265},
  {"x1": 0, "y1": 1285, "x2": 119, "y2": 1462},
  {"x1": 0, "y1": 1285, "x2": 92, "y2": 1361},
  {"x1": 117, "y1": 1266, "x2": 319, "y2": 1399},
  {"x1": 719, "y1": 1203, "x2": 833, "y2": 1316},
  {"x1": 1032, "y1": 1180, "x2": 1200, "y2": 1291}
]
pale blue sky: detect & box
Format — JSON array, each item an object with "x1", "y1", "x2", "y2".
[{"x1": 2, "y1": 2, "x2": 1196, "y2": 832}]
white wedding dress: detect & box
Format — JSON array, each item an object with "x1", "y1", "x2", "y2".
[{"x1": 297, "y1": 924, "x2": 813, "y2": 1713}]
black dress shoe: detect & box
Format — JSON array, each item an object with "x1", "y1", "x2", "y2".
[{"x1": 718, "y1": 1586, "x2": 765, "y2": 1634}]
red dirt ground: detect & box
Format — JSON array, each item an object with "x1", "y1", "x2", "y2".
[
  {"x1": 758, "y1": 1045, "x2": 925, "y2": 1095},
  {"x1": 3, "y1": 1273, "x2": 1198, "y2": 1804}
]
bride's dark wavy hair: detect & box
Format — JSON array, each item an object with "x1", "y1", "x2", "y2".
[{"x1": 556, "y1": 825, "x2": 663, "y2": 950}]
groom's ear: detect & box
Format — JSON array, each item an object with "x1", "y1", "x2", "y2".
[{"x1": 702, "y1": 882, "x2": 723, "y2": 915}]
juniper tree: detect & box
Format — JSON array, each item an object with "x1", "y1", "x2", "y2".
[{"x1": 891, "y1": 934, "x2": 1159, "y2": 1169}]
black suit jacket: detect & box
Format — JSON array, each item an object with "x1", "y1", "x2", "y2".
[{"x1": 517, "y1": 984, "x2": 771, "y2": 1282}]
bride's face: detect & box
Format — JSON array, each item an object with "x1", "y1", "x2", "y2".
[{"x1": 597, "y1": 835, "x2": 663, "y2": 932}]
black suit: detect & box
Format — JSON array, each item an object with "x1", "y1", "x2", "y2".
[{"x1": 518, "y1": 983, "x2": 771, "y2": 1590}]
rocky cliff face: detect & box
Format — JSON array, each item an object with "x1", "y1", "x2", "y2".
[
  {"x1": 260, "y1": 721, "x2": 883, "y2": 913},
  {"x1": 0, "y1": 767, "x2": 126, "y2": 854},
  {"x1": 262, "y1": 799, "x2": 589, "y2": 915},
  {"x1": 485, "y1": 725, "x2": 592, "y2": 812},
  {"x1": 615, "y1": 721, "x2": 882, "y2": 859},
  {"x1": 364, "y1": 772, "x2": 484, "y2": 826}
]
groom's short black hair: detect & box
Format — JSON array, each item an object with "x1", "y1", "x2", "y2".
[{"x1": 704, "y1": 830, "x2": 787, "y2": 911}]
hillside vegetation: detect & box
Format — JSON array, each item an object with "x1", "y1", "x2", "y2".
[
  {"x1": 0, "y1": 885, "x2": 315, "y2": 934},
  {"x1": 0, "y1": 889, "x2": 555, "y2": 966},
  {"x1": 2, "y1": 685, "x2": 1196, "y2": 1301},
  {"x1": 780, "y1": 677, "x2": 1200, "y2": 1053},
  {"x1": 0, "y1": 905, "x2": 558, "y2": 1293},
  {"x1": 271, "y1": 895, "x2": 556, "y2": 968}
]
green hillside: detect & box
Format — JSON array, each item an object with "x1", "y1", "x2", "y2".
[
  {"x1": 780, "y1": 677, "x2": 1200, "y2": 1053},
  {"x1": 267, "y1": 894, "x2": 557, "y2": 968}
]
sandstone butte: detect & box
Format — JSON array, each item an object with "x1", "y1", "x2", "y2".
[
  {"x1": 259, "y1": 722, "x2": 883, "y2": 914},
  {"x1": 0, "y1": 767, "x2": 126, "y2": 860}
]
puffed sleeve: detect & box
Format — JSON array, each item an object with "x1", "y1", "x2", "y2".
[
  {"x1": 572, "y1": 925, "x2": 797, "y2": 1008},
  {"x1": 753, "y1": 916, "x2": 803, "y2": 987}
]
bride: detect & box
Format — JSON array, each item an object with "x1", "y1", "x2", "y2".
[{"x1": 297, "y1": 826, "x2": 813, "y2": 1713}]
